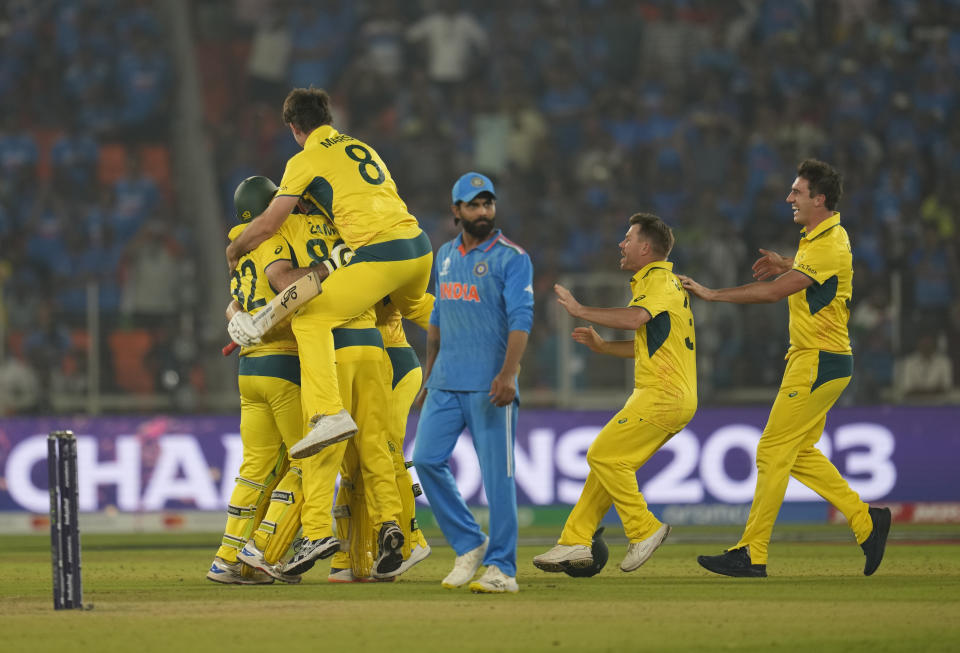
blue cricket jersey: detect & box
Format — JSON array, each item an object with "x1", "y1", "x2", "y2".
[{"x1": 427, "y1": 229, "x2": 534, "y2": 392}]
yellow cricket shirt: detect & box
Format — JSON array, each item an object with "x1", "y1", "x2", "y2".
[
  {"x1": 629, "y1": 261, "x2": 698, "y2": 429},
  {"x1": 276, "y1": 125, "x2": 419, "y2": 250},
  {"x1": 787, "y1": 213, "x2": 853, "y2": 358},
  {"x1": 277, "y1": 211, "x2": 377, "y2": 331},
  {"x1": 228, "y1": 223, "x2": 297, "y2": 356}
]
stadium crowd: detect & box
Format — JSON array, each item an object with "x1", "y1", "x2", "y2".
[{"x1": 1, "y1": 0, "x2": 958, "y2": 413}]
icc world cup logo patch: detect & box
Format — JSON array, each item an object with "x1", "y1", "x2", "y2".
[{"x1": 473, "y1": 261, "x2": 488, "y2": 277}]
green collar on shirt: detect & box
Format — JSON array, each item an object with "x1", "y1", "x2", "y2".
[
  {"x1": 631, "y1": 260, "x2": 674, "y2": 284},
  {"x1": 801, "y1": 212, "x2": 841, "y2": 241}
]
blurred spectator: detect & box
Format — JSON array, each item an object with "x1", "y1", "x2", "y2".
[
  {"x1": 896, "y1": 332, "x2": 954, "y2": 399},
  {"x1": 111, "y1": 149, "x2": 160, "y2": 245},
  {"x1": 245, "y1": 11, "x2": 292, "y2": 105},
  {"x1": 50, "y1": 117, "x2": 100, "y2": 202},
  {"x1": 22, "y1": 300, "x2": 74, "y2": 410},
  {"x1": 908, "y1": 224, "x2": 956, "y2": 323},
  {"x1": 121, "y1": 222, "x2": 182, "y2": 328},
  {"x1": 287, "y1": 2, "x2": 354, "y2": 91},
  {"x1": 115, "y1": 27, "x2": 172, "y2": 140},
  {"x1": 0, "y1": 113, "x2": 38, "y2": 192},
  {"x1": 0, "y1": 352, "x2": 40, "y2": 414},
  {"x1": 406, "y1": 0, "x2": 488, "y2": 95}
]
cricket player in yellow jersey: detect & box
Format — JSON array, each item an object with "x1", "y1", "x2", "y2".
[
  {"x1": 226, "y1": 177, "x2": 407, "y2": 579},
  {"x1": 225, "y1": 87, "x2": 433, "y2": 462},
  {"x1": 327, "y1": 297, "x2": 435, "y2": 582},
  {"x1": 534, "y1": 213, "x2": 696, "y2": 575},
  {"x1": 680, "y1": 159, "x2": 891, "y2": 577},
  {"x1": 207, "y1": 178, "x2": 306, "y2": 585},
  {"x1": 280, "y1": 206, "x2": 407, "y2": 580}
]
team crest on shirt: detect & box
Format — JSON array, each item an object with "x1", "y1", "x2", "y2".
[
  {"x1": 473, "y1": 261, "x2": 488, "y2": 277},
  {"x1": 440, "y1": 257, "x2": 451, "y2": 277}
]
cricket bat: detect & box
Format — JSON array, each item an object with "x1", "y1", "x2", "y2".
[{"x1": 222, "y1": 270, "x2": 323, "y2": 355}]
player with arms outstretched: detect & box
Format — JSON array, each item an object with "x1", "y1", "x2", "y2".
[
  {"x1": 680, "y1": 159, "x2": 891, "y2": 577},
  {"x1": 534, "y1": 213, "x2": 696, "y2": 576}
]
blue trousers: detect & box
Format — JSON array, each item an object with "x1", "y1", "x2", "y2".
[{"x1": 413, "y1": 389, "x2": 518, "y2": 577}]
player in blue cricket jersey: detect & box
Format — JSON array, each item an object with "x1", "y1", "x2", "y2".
[{"x1": 412, "y1": 172, "x2": 534, "y2": 594}]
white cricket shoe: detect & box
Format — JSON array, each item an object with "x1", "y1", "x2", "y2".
[
  {"x1": 469, "y1": 566, "x2": 519, "y2": 594},
  {"x1": 206, "y1": 557, "x2": 273, "y2": 585},
  {"x1": 532, "y1": 544, "x2": 593, "y2": 573},
  {"x1": 620, "y1": 523, "x2": 671, "y2": 572},
  {"x1": 441, "y1": 537, "x2": 489, "y2": 588},
  {"x1": 289, "y1": 410, "x2": 358, "y2": 459},
  {"x1": 237, "y1": 540, "x2": 301, "y2": 584},
  {"x1": 397, "y1": 543, "x2": 432, "y2": 575}
]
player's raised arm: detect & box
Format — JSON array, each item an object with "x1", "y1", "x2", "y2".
[
  {"x1": 555, "y1": 283, "x2": 651, "y2": 330},
  {"x1": 679, "y1": 269, "x2": 811, "y2": 304}
]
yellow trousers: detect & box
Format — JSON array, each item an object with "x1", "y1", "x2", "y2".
[
  {"x1": 559, "y1": 391, "x2": 681, "y2": 546},
  {"x1": 292, "y1": 233, "x2": 432, "y2": 419},
  {"x1": 331, "y1": 352, "x2": 429, "y2": 573},
  {"x1": 389, "y1": 362, "x2": 430, "y2": 550},
  {"x1": 735, "y1": 350, "x2": 871, "y2": 564},
  {"x1": 299, "y1": 334, "x2": 402, "y2": 540},
  {"x1": 216, "y1": 356, "x2": 302, "y2": 562}
]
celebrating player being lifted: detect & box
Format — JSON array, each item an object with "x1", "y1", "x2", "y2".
[
  {"x1": 680, "y1": 159, "x2": 891, "y2": 577},
  {"x1": 225, "y1": 87, "x2": 433, "y2": 462},
  {"x1": 226, "y1": 176, "x2": 426, "y2": 581},
  {"x1": 534, "y1": 213, "x2": 697, "y2": 577}
]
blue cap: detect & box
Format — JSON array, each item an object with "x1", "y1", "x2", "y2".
[{"x1": 451, "y1": 172, "x2": 496, "y2": 204}]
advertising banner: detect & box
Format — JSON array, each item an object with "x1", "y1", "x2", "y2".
[{"x1": 1, "y1": 407, "x2": 956, "y2": 514}]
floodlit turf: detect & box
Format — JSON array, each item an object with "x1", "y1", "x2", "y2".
[{"x1": 2, "y1": 525, "x2": 959, "y2": 652}]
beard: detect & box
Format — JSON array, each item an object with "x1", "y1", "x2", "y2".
[{"x1": 462, "y1": 218, "x2": 495, "y2": 240}]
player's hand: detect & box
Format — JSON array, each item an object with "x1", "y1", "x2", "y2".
[
  {"x1": 226, "y1": 243, "x2": 240, "y2": 272},
  {"x1": 752, "y1": 248, "x2": 790, "y2": 281},
  {"x1": 489, "y1": 373, "x2": 516, "y2": 407},
  {"x1": 678, "y1": 275, "x2": 714, "y2": 301},
  {"x1": 413, "y1": 387, "x2": 428, "y2": 411},
  {"x1": 571, "y1": 326, "x2": 606, "y2": 354},
  {"x1": 554, "y1": 283, "x2": 582, "y2": 318},
  {"x1": 321, "y1": 243, "x2": 355, "y2": 276},
  {"x1": 227, "y1": 311, "x2": 262, "y2": 347}
]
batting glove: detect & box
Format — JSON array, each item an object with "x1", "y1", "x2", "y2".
[
  {"x1": 227, "y1": 311, "x2": 262, "y2": 347},
  {"x1": 321, "y1": 243, "x2": 355, "y2": 275}
]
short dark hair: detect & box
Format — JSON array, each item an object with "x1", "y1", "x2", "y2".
[
  {"x1": 628, "y1": 212, "x2": 674, "y2": 257},
  {"x1": 282, "y1": 87, "x2": 333, "y2": 133},
  {"x1": 797, "y1": 159, "x2": 843, "y2": 211}
]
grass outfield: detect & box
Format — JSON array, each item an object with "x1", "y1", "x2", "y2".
[{"x1": 2, "y1": 525, "x2": 959, "y2": 652}]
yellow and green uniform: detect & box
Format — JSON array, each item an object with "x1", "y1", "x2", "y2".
[
  {"x1": 216, "y1": 225, "x2": 302, "y2": 564},
  {"x1": 559, "y1": 261, "x2": 698, "y2": 546},
  {"x1": 275, "y1": 125, "x2": 433, "y2": 418},
  {"x1": 378, "y1": 300, "x2": 431, "y2": 554},
  {"x1": 278, "y1": 212, "x2": 402, "y2": 547},
  {"x1": 735, "y1": 213, "x2": 871, "y2": 564}
]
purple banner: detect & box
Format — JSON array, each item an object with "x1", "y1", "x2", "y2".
[{"x1": 0, "y1": 407, "x2": 957, "y2": 513}]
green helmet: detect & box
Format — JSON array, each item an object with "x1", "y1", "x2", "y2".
[{"x1": 233, "y1": 176, "x2": 278, "y2": 223}]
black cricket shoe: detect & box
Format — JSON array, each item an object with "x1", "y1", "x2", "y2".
[
  {"x1": 373, "y1": 520, "x2": 405, "y2": 579},
  {"x1": 861, "y1": 506, "x2": 891, "y2": 576},
  {"x1": 697, "y1": 547, "x2": 767, "y2": 578}
]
